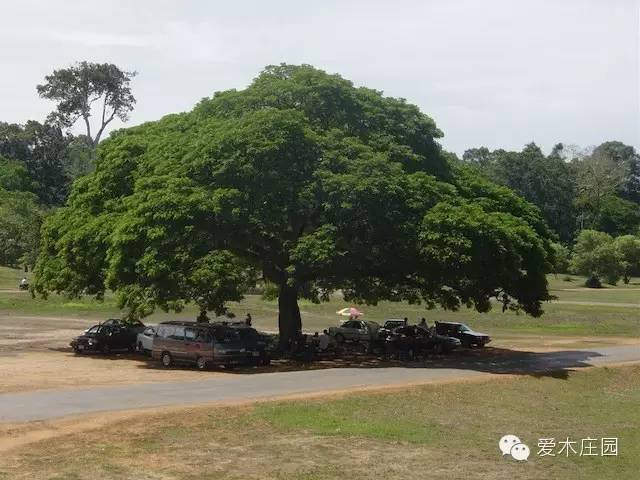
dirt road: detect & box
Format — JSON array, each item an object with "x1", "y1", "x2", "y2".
[{"x1": 0, "y1": 345, "x2": 638, "y2": 423}]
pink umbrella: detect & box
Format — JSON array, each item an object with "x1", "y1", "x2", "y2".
[{"x1": 336, "y1": 307, "x2": 363, "y2": 317}]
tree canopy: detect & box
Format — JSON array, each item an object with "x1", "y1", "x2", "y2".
[
  {"x1": 462, "y1": 141, "x2": 640, "y2": 241},
  {"x1": 34, "y1": 64, "x2": 554, "y2": 343},
  {"x1": 37, "y1": 61, "x2": 137, "y2": 148}
]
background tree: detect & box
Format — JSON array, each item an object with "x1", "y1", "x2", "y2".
[
  {"x1": 37, "y1": 62, "x2": 136, "y2": 148},
  {"x1": 591, "y1": 141, "x2": 640, "y2": 204},
  {"x1": 613, "y1": 234, "x2": 640, "y2": 283},
  {"x1": 0, "y1": 121, "x2": 71, "y2": 205},
  {"x1": 0, "y1": 189, "x2": 42, "y2": 268},
  {"x1": 461, "y1": 143, "x2": 576, "y2": 242},
  {"x1": 34, "y1": 64, "x2": 554, "y2": 344},
  {"x1": 569, "y1": 230, "x2": 624, "y2": 285},
  {"x1": 550, "y1": 242, "x2": 570, "y2": 275}
]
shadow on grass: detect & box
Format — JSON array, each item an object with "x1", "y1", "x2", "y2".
[{"x1": 51, "y1": 345, "x2": 606, "y2": 380}]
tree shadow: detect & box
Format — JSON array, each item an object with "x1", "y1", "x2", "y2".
[{"x1": 50, "y1": 345, "x2": 607, "y2": 380}]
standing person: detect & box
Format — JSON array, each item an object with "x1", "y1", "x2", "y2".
[
  {"x1": 403, "y1": 317, "x2": 409, "y2": 326},
  {"x1": 245, "y1": 313, "x2": 252, "y2": 326},
  {"x1": 318, "y1": 329, "x2": 331, "y2": 351},
  {"x1": 419, "y1": 317, "x2": 428, "y2": 329}
]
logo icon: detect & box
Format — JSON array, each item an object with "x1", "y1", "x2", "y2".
[{"x1": 499, "y1": 434, "x2": 530, "y2": 461}]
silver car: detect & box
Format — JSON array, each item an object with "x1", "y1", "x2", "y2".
[
  {"x1": 328, "y1": 320, "x2": 379, "y2": 343},
  {"x1": 137, "y1": 325, "x2": 156, "y2": 355}
]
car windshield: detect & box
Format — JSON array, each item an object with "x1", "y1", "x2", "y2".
[
  {"x1": 459, "y1": 324, "x2": 471, "y2": 332},
  {"x1": 86, "y1": 326, "x2": 103, "y2": 334}
]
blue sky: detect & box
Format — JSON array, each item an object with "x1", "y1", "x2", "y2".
[{"x1": 1, "y1": 0, "x2": 638, "y2": 155}]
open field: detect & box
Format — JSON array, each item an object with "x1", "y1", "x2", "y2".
[{"x1": 0, "y1": 365, "x2": 637, "y2": 480}]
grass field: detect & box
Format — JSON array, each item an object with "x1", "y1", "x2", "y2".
[
  {"x1": 1, "y1": 365, "x2": 637, "y2": 480},
  {"x1": 0, "y1": 267, "x2": 638, "y2": 340}
]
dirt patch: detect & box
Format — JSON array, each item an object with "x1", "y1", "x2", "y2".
[{"x1": 0, "y1": 351, "x2": 226, "y2": 394}]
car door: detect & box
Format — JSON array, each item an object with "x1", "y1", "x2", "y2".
[
  {"x1": 340, "y1": 321, "x2": 359, "y2": 340},
  {"x1": 183, "y1": 327, "x2": 201, "y2": 363},
  {"x1": 168, "y1": 326, "x2": 187, "y2": 360},
  {"x1": 110, "y1": 326, "x2": 129, "y2": 350},
  {"x1": 357, "y1": 321, "x2": 370, "y2": 341}
]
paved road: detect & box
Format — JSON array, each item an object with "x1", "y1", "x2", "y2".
[{"x1": 0, "y1": 345, "x2": 638, "y2": 423}]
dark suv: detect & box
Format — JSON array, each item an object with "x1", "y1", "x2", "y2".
[
  {"x1": 384, "y1": 325, "x2": 461, "y2": 358},
  {"x1": 71, "y1": 323, "x2": 139, "y2": 354},
  {"x1": 434, "y1": 321, "x2": 491, "y2": 347},
  {"x1": 152, "y1": 321, "x2": 268, "y2": 370}
]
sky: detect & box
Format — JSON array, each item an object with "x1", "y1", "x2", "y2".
[{"x1": 1, "y1": 0, "x2": 638, "y2": 156}]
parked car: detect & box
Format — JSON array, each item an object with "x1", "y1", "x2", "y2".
[
  {"x1": 137, "y1": 325, "x2": 156, "y2": 355},
  {"x1": 328, "y1": 319, "x2": 380, "y2": 343},
  {"x1": 152, "y1": 321, "x2": 268, "y2": 370},
  {"x1": 102, "y1": 318, "x2": 146, "y2": 335},
  {"x1": 377, "y1": 318, "x2": 408, "y2": 339},
  {"x1": 385, "y1": 325, "x2": 461, "y2": 358},
  {"x1": 71, "y1": 323, "x2": 138, "y2": 354},
  {"x1": 227, "y1": 324, "x2": 271, "y2": 366},
  {"x1": 434, "y1": 321, "x2": 491, "y2": 347}
]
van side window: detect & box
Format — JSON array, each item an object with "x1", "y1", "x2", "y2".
[
  {"x1": 195, "y1": 329, "x2": 209, "y2": 342},
  {"x1": 185, "y1": 328, "x2": 196, "y2": 340},
  {"x1": 170, "y1": 327, "x2": 185, "y2": 340},
  {"x1": 156, "y1": 326, "x2": 174, "y2": 338}
]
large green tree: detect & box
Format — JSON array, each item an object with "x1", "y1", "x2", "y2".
[{"x1": 34, "y1": 65, "x2": 554, "y2": 344}]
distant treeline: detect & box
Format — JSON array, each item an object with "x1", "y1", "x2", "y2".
[{"x1": 459, "y1": 141, "x2": 640, "y2": 243}]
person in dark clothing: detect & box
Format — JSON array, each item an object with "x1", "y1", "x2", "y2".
[
  {"x1": 419, "y1": 317, "x2": 428, "y2": 329},
  {"x1": 245, "y1": 313, "x2": 252, "y2": 326}
]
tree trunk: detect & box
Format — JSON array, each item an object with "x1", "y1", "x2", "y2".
[{"x1": 278, "y1": 284, "x2": 302, "y2": 350}]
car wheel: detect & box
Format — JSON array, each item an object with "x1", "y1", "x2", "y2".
[
  {"x1": 196, "y1": 356, "x2": 208, "y2": 371},
  {"x1": 161, "y1": 352, "x2": 173, "y2": 368},
  {"x1": 101, "y1": 344, "x2": 111, "y2": 355},
  {"x1": 335, "y1": 333, "x2": 345, "y2": 343},
  {"x1": 73, "y1": 346, "x2": 81, "y2": 354}
]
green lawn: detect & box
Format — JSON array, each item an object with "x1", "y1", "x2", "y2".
[{"x1": 2, "y1": 365, "x2": 637, "y2": 479}]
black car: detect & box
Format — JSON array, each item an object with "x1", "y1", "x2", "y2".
[
  {"x1": 71, "y1": 323, "x2": 139, "y2": 354},
  {"x1": 377, "y1": 319, "x2": 408, "y2": 339},
  {"x1": 385, "y1": 325, "x2": 461, "y2": 358},
  {"x1": 434, "y1": 321, "x2": 491, "y2": 347},
  {"x1": 101, "y1": 318, "x2": 146, "y2": 335},
  {"x1": 227, "y1": 324, "x2": 272, "y2": 366}
]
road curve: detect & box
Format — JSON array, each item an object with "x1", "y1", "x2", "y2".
[{"x1": 0, "y1": 345, "x2": 638, "y2": 423}]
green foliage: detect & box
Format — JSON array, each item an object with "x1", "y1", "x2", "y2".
[
  {"x1": 550, "y1": 242, "x2": 570, "y2": 275},
  {"x1": 34, "y1": 65, "x2": 553, "y2": 336},
  {"x1": 614, "y1": 234, "x2": 640, "y2": 280},
  {"x1": 590, "y1": 194, "x2": 640, "y2": 235},
  {"x1": 461, "y1": 143, "x2": 576, "y2": 242},
  {"x1": 0, "y1": 188, "x2": 43, "y2": 267},
  {"x1": 0, "y1": 121, "x2": 73, "y2": 205},
  {"x1": 569, "y1": 230, "x2": 624, "y2": 285},
  {"x1": 0, "y1": 155, "x2": 34, "y2": 192},
  {"x1": 37, "y1": 61, "x2": 137, "y2": 146}
]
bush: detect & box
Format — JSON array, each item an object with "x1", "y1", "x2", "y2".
[{"x1": 585, "y1": 274, "x2": 602, "y2": 289}]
